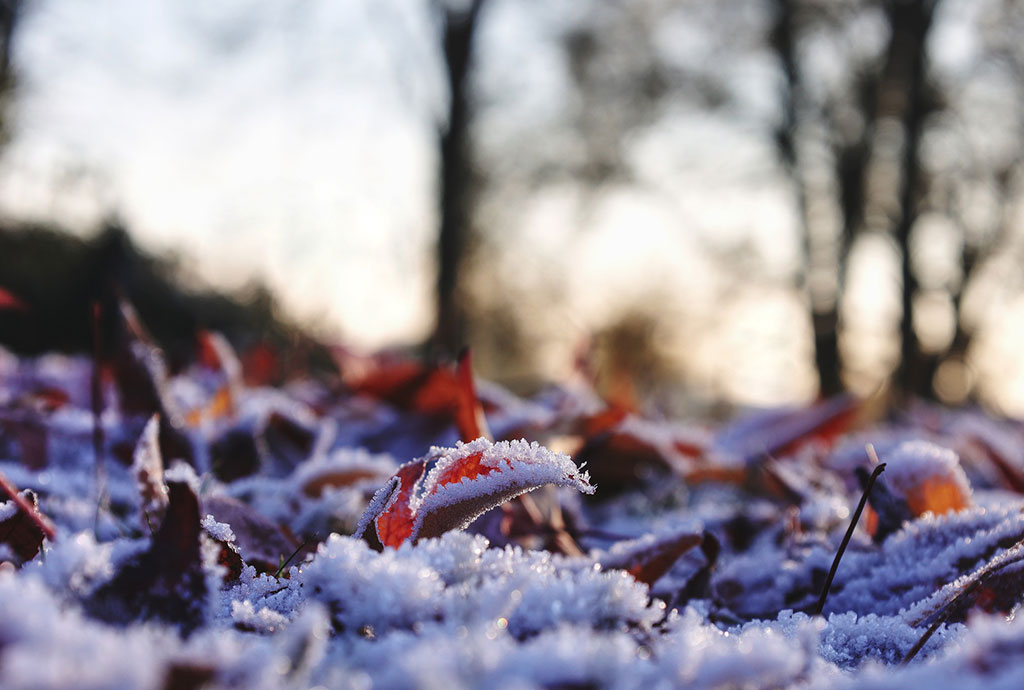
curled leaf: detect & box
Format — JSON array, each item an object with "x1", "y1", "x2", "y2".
[{"x1": 357, "y1": 439, "x2": 594, "y2": 548}]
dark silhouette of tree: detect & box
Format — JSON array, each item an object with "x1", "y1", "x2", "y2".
[
  {"x1": 434, "y1": 0, "x2": 486, "y2": 357},
  {"x1": 889, "y1": 0, "x2": 940, "y2": 399},
  {"x1": 770, "y1": 0, "x2": 950, "y2": 400}
]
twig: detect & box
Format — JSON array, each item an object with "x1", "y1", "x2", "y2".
[
  {"x1": 91, "y1": 301, "x2": 108, "y2": 529},
  {"x1": 813, "y1": 456, "x2": 885, "y2": 616},
  {"x1": 0, "y1": 471, "x2": 56, "y2": 541},
  {"x1": 902, "y1": 537, "x2": 1024, "y2": 665}
]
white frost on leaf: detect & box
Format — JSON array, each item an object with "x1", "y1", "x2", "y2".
[{"x1": 409, "y1": 438, "x2": 593, "y2": 542}]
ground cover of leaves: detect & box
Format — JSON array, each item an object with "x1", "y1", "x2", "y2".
[{"x1": 4, "y1": 326, "x2": 1024, "y2": 689}]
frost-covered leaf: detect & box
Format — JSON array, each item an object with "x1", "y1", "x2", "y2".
[
  {"x1": 880, "y1": 441, "x2": 972, "y2": 516},
  {"x1": 357, "y1": 438, "x2": 594, "y2": 548},
  {"x1": 203, "y1": 495, "x2": 304, "y2": 573},
  {"x1": 201, "y1": 515, "x2": 244, "y2": 582},
  {"x1": 132, "y1": 414, "x2": 168, "y2": 530}
]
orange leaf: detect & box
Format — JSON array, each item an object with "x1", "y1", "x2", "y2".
[{"x1": 905, "y1": 476, "x2": 971, "y2": 516}]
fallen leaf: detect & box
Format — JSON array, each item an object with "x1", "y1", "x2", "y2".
[
  {"x1": 357, "y1": 438, "x2": 594, "y2": 548},
  {"x1": 203, "y1": 495, "x2": 304, "y2": 573},
  {"x1": 86, "y1": 479, "x2": 209, "y2": 634},
  {"x1": 710, "y1": 395, "x2": 860, "y2": 466},
  {"x1": 132, "y1": 415, "x2": 169, "y2": 531},
  {"x1": 601, "y1": 530, "x2": 703, "y2": 586}
]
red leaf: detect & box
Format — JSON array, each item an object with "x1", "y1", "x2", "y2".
[
  {"x1": 361, "y1": 457, "x2": 428, "y2": 549},
  {"x1": 710, "y1": 395, "x2": 859, "y2": 466},
  {"x1": 241, "y1": 343, "x2": 280, "y2": 387},
  {"x1": 22, "y1": 386, "x2": 70, "y2": 412},
  {"x1": 196, "y1": 330, "x2": 224, "y2": 370},
  {"x1": 358, "y1": 439, "x2": 594, "y2": 548},
  {"x1": 432, "y1": 450, "x2": 496, "y2": 488},
  {"x1": 340, "y1": 349, "x2": 492, "y2": 441}
]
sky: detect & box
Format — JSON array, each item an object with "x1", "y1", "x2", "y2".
[{"x1": 0, "y1": 0, "x2": 443, "y2": 346}]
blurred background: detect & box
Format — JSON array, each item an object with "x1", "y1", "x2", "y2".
[{"x1": 0, "y1": 0, "x2": 1023, "y2": 414}]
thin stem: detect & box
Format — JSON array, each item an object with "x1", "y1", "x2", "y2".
[
  {"x1": 275, "y1": 539, "x2": 313, "y2": 578},
  {"x1": 813, "y1": 458, "x2": 885, "y2": 616},
  {"x1": 91, "y1": 301, "x2": 108, "y2": 529},
  {"x1": 0, "y1": 471, "x2": 56, "y2": 541}
]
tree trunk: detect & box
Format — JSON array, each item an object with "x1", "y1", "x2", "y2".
[
  {"x1": 890, "y1": 0, "x2": 938, "y2": 400},
  {"x1": 771, "y1": 0, "x2": 847, "y2": 397},
  {"x1": 435, "y1": 0, "x2": 485, "y2": 357}
]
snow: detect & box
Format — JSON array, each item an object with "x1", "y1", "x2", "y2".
[
  {"x1": 7, "y1": 348, "x2": 1024, "y2": 687},
  {"x1": 0, "y1": 499, "x2": 18, "y2": 521},
  {"x1": 201, "y1": 515, "x2": 236, "y2": 543}
]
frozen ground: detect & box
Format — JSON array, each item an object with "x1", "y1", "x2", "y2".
[{"x1": 3, "y1": 337, "x2": 1024, "y2": 689}]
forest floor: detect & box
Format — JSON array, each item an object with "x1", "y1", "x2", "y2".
[{"x1": 2, "y1": 321, "x2": 1024, "y2": 689}]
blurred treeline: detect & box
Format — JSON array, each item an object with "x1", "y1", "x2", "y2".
[
  {"x1": 430, "y1": 0, "x2": 1024, "y2": 411},
  {"x1": 3, "y1": 0, "x2": 1024, "y2": 411},
  {"x1": 0, "y1": 222, "x2": 320, "y2": 377}
]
